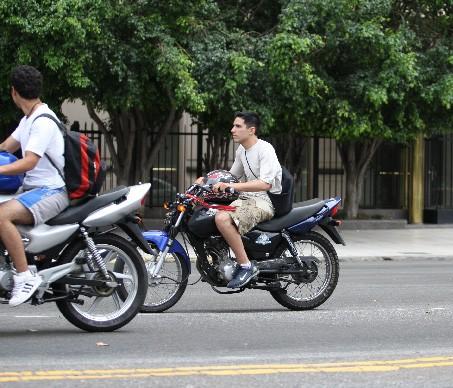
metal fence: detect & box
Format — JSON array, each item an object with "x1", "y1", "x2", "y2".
[
  {"x1": 425, "y1": 133, "x2": 453, "y2": 209},
  {"x1": 80, "y1": 123, "x2": 453, "y2": 210}
]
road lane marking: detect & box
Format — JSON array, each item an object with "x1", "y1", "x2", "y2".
[{"x1": 2, "y1": 356, "x2": 453, "y2": 382}]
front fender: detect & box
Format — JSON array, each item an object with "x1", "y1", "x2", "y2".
[{"x1": 142, "y1": 230, "x2": 191, "y2": 273}]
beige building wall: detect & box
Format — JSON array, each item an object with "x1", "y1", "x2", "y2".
[{"x1": 61, "y1": 99, "x2": 108, "y2": 129}]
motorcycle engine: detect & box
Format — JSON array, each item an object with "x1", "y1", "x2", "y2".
[
  {"x1": 0, "y1": 255, "x2": 13, "y2": 292},
  {"x1": 205, "y1": 236, "x2": 237, "y2": 282}
]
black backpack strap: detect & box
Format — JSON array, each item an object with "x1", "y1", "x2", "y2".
[
  {"x1": 244, "y1": 151, "x2": 259, "y2": 180},
  {"x1": 30, "y1": 113, "x2": 65, "y2": 181},
  {"x1": 31, "y1": 113, "x2": 66, "y2": 134}
]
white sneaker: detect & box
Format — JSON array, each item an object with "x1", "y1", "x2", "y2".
[{"x1": 9, "y1": 273, "x2": 42, "y2": 307}]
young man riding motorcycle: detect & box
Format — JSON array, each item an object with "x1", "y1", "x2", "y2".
[
  {"x1": 0, "y1": 65, "x2": 69, "y2": 306},
  {"x1": 198, "y1": 111, "x2": 282, "y2": 288}
]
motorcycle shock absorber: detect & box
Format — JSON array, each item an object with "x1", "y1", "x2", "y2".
[
  {"x1": 80, "y1": 227, "x2": 110, "y2": 279},
  {"x1": 281, "y1": 229, "x2": 304, "y2": 267}
]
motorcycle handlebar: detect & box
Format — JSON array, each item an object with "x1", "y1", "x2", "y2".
[
  {"x1": 224, "y1": 186, "x2": 235, "y2": 194},
  {"x1": 186, "y1": 183, "x2": 237, "y2": 196}
]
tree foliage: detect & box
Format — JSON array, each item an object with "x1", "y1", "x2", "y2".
[
  {"x1": 0, "y1": 0, "x2": 213, "y2": 184},
  {"x1": 264, "y1": 0, "x2": 452, "y2": 217},
  {"x1": 0, "y1": 1, "x2": 451, "y2": 216}
]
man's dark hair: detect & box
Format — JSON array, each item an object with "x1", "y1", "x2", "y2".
[
  {"x1": 10, "y1": 65, "x2": 43, "y2": 99},
  {"x1": 235, "y1": 111, "x2": 261, "y2": 135}
]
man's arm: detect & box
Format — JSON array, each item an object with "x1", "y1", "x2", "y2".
[
  {"x1": 214, "y1": 179, "x2": 271, "y2": 193},
  {"x1": 0, "y1": 151, "x2": 40, "y2": 175},
  {"x1": 229, "y1": 153, "x2": 244, "y2": 179},
  {"x1": 0, "y1": 136, "x2": 21, "y2": 154}
]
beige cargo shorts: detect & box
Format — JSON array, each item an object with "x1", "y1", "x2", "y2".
[{"x1": 229, "y1": 198, "x2": 273, "y2": 235}]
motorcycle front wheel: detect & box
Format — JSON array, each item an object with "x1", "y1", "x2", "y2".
[
  {"x1": 138, "y1": 247, "x2": 189, "y2": 313},
  {"x1": 54, "y1": 234, "x2": 147, "y2": 332},
  {"x1": 270, "y1": 231, "x2": 339, "y2": 310}
]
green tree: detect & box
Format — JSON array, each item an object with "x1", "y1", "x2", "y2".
[
  {"x1": 191, "y1": 1, "x2": 321, "y2": 183},
  {"x1": 191, "y1": 1, "x2": 283, "y2": 171},
  {"x1": 0, "y1": 0, "x2": 212, "y2": 184},
  {"x1": 0, "y1": 0, "x2": 94, "y2": 134},
  {"x1": 266, "y1": 0, "x2": 452, "y2": 217}
]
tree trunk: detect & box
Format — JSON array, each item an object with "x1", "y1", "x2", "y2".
[
  {"x1": 87, "y1": 101, "x2": 180, "y2": 187},
  {"x1": 203, "y1": 131, "x2": 231, "y2": 171},
  {"x1": 337, "y1": 139, "x2": 383, "y2": 218},
  {"x1": 271, "y1": 133, "x2": 308, "y2": 180}
]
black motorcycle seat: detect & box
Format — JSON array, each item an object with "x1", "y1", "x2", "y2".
[
  {"x1": 47, "y1": 186, "x2": 130, "y2": 226},
  {"x1": 254, "y1": 198, "x2": 325, "y2": 232}
]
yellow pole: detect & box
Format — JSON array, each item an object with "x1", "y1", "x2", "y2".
[{"x1": 409, "y1": 133, "x2": 424, "y2": 224}]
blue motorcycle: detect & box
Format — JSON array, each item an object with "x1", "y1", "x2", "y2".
[{"x1": 139, "y1": 181, "x2": 344, "y2": 313}]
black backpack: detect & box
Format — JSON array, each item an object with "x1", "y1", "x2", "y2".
[
  {"x1": 32, "y1": 114, "x2": 106, "y2": 200},
  {"x1": 267, "y1": 166, "x2": 295, "y2": 217}
]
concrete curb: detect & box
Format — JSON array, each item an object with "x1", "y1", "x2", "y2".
[
  {"x1": 339, "y1": 219, "x2": 408, "y2": 230},
  {"x1": 338, "y1": 255, "x2": 453, "y2": 262}
]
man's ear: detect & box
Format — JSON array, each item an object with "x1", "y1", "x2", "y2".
[{"x1": 11, "y1": 86, "x2": 20, "y2": 99}]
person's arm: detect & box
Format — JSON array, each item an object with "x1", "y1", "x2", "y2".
[
  {"x1": 229, "y1": 157, "x2": 244, "y2": 180},
  {"x1": 213, "y1": 179, "x2": 271, "y2": 193},
  {"x1": 256, "y1": 145, "x2": 281, "y2": 192},
  {"x1": 0, "y1": 136, "x2": 21, "y2": 154},
  {"x1": 230, "y1": 147, "x2": 244, "y2": 179},
  {"x1": 0, "y1": 151, "x2": 40, "y2": 175}
]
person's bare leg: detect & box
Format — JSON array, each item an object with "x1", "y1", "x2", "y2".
[
  {"x1": 215, "y1": 211, "x2": 249, "y2": 265},
  {"x1": 0, "y1": 200, "x2": 34, "y2": 272}
]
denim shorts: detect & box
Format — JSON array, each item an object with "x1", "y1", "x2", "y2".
[{"x1": 15, "y1": 187, "x2": 70, "y2": 225}]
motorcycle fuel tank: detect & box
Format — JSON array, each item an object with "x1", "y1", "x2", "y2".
[{"x1": 187, "y1": 206, "x2": 219, "y2": 238}]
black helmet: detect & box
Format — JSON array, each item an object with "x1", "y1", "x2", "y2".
[{"x1": 202, "y1": 169, "x2": 239, "y2": 203}]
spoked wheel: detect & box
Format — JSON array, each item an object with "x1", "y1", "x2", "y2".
[
  {"x1": 54, "y1": 234, "x2": 147, "y2": 332},
  {"x1": 270, "y1": 231, "x2": 339, "y2": 310},
  {"x1": 139, "y1": 248, "x2": 189, "y2": 313}
]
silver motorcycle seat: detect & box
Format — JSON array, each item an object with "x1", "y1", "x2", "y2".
[
  {"x1": 47, "y1": 186, "x2": 130, "y2": 226},
  {"x1": 253, "y1": 198, "x2": 325, "y2": 232}
]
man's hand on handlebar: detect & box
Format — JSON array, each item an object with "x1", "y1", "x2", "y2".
[{"x1": 213, "y1": 182, "x2": 235, "y2": 193}]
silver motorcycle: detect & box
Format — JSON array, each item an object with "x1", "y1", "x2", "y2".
[{"x1": 0, "y1": 183, "x2": 151, "y2": 332}]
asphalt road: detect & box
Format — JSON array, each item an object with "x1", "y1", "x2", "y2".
[{"x1": 1, "y1": 259, "x2": 453, "y2": 387}]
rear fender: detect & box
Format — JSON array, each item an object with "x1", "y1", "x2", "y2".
[
  {"x1": 319, "y1": 223, "x2": 346, "y2": 246},
  {"x1": 142, "y1": 230, "x2": 191, "y2": 273}
]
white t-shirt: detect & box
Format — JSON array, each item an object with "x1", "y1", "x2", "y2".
[
  {"x1": 230, "y1": 139, "x2": 282, "y2": 213},
  {"x1": 11, "y1": 104, "x2": 65, "y2": 189}
]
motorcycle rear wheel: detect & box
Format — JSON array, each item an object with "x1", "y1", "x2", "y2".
[
  {"x1": 54, "y1": 234, "x2": 147, "y2": 332},
  {"x1": 269, "y1": 231, "x2": 339, "y2": 310}
]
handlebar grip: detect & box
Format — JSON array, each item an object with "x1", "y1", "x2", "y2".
[{"x1": 201, "y1": 184, "x2": 212, "y2": 191}]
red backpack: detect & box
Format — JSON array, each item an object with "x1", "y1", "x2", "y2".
[{"x1": 32, "y1": 113, "x2": 106, "y2": 200}]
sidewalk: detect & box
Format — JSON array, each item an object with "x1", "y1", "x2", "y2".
[
  {"x1": 335, "y1": 227, "x2": 453, "y2": 261},
  {"x1": 143, "y1": 218, "x2": 453, "y2": 261}
]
